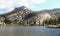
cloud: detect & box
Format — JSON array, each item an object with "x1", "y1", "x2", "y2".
[
  {"x1": 0, "y1": 0, "x2": 46, "y2": 14},
  {"x1": 0, "y1": 0, "x2": 15, "y2": 9},
  {"x1": 0, "y1": 0, "x2": 15, "y2": 14},
  {"x1": 0, "y1": 0, "x2": 46, "y2": 8},
  {"x1": 16, "y1": 0, "x2": 46, "y2": 7}
]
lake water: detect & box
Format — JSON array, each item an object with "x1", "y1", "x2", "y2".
[{"x1": 0, "y1": 26, "x2": 60, "y2": 36}]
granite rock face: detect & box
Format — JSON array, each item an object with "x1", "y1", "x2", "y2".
[{"x1": 0, "y1": 6, "x2": 60, "y2": 25}]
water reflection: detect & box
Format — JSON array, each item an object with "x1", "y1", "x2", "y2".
[{"x1": 0, "y1": 26, "x2": 60, "y2": 36}]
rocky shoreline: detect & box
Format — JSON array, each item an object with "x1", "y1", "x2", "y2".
[{"x1": 47, "y1": 24, "x2": 60, "y2": 28}]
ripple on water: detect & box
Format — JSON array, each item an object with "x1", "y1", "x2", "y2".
[{"x1": 0, "y1": 26, "x2": 60, "y2": 36}]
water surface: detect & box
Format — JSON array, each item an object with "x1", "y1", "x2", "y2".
[{"x1": 0, "y1": 26, "x2": 60, "y2": 36}]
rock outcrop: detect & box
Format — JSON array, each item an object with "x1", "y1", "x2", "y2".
[{"x1": 0, "y1": 6, "x2": 60, "y2": 25}]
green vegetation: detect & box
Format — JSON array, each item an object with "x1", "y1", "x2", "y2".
[
  {"x1": 0, "y1": 6, "x2": 60, "y2": 26},
  {"x1": 23, "y1": 12, "x2": 37, "y2": 20}
]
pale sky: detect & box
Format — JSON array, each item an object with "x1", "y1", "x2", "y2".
[{"x1": 0, "y1": 0, "x2": 60, "y2": 14}]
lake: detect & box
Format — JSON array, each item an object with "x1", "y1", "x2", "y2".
[{"x1": 0, "y1": 26, "x2": 60, "y2": 36}]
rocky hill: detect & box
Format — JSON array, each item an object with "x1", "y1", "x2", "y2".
[{"x1": 0, "y1": 6, "x2": 60, "y2": 26}]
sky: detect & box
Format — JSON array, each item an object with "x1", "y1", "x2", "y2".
[{"x1": 0, "y1": 0, "x2": 60, "y2": 14}]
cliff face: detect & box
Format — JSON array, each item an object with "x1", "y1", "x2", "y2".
[
  {"x1": 5, "y1": 6, "x2": 32, "y2": 24},
  {"x1": 0, "y1": 6, "x2": 60, "y2": 25}
]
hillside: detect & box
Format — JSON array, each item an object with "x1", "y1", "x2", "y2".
[{"x1": 0, "y1": 6, "x2": 60, "y2": 26}]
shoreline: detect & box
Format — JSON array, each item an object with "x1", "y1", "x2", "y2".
[
  {"x1": 47, "y1": 24, "x2": 60, "y2": 28},
  {"x1": 0, "y1": 23, "x2": 60, "y2": 28}
]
